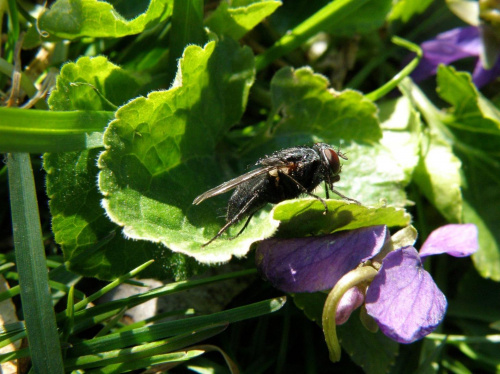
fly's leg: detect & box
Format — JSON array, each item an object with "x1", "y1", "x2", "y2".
[
  {"x1": 202, "y1": 194, "x2": 260, "y2": 247},
  {"x1": 330, "y1": 188, "x2": 361, "y2": 205},
  {"x1": 280, "y1": 173, "x2": 329, "y2": 214},
  {"x1": 229, "y1": 212, "x2": 256, "y2": 240},
  {"x1": 324, "y1": 181, "x2": 330, "y2": 199}
]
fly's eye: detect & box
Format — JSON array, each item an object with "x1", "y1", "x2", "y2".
[{"x1": 323, "y1": 148, "x2": 341, "y2": 174}]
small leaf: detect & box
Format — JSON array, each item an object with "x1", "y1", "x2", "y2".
[
  {"x1": 205, "y1": 0, "x2": 282, "y2": 40},
  {"x1": 270, "y1": 67, "x2": 382, "y2": 143},
  {"x1": 412, "y1": 131, "x2": 463, "y2": 223},
  {"x1": 437, "y1": 65, "x2": 500, "y2": 155},
  {"x1": 98, "y1": 39, "x2": 258, "y2": 263},
  {"x1": 388, "y1": 0, "x2": 434, "y2": 22},
  {"x1": 49, "y1": 56, "x2": 142, "y2": 112},
  {"x1": 38, "y1": 0, "x2": 172, "y2": 40},
  {"x1": 273, "y1": 199, "x2": 411, "y2": 238}
]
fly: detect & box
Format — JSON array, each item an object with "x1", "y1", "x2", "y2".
[{"x1": 193, "y1": 143, "x2": 360, "y2": 246}]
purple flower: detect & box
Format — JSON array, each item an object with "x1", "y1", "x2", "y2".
[
  {"x1": 411, "y1": 26, "x2": 500, "y2": 87},
  {"x1": 256, "y1": 224, "x2": 478, "y2": 346}
]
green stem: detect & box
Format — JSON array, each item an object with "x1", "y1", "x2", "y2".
[
  {"x1": 255, "y1": 0, "x2": 369, "y2": 71},
  {"x1": 8, "y1": 153, "x2": 64, "y2": 373},
  {"x1": 365, "y1": 36, "x2": 422, "y2": 101},
  {"x1": 322, "y1": 266, "x2": 378, "y2": 362},
  {"x1": 427, "y1": 333, "x2": 500, "y2": 343}
]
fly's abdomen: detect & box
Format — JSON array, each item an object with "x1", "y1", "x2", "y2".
[{"x1": 226, "y1": 176, "x2": 270, "y2": 223}]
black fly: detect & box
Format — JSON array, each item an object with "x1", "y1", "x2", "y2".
[{"x1": 193, "y1": 143, "x2": 360, "y2": 246}]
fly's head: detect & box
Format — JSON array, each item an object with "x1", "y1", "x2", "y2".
[{"x1": 313, "y1": 143, "x2": 348, "y2": 190}]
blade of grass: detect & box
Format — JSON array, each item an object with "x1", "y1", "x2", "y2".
[
  {"x1": 88, "y1": 350, "x2": 205, "y2": 374},
  {"x1": 70, "y1": 268, "x2": 258, "y2": 333},
  {"x1": 0, "y1": 279, "x2": 86, "y2": 303},
  {"x1": 61, "y1": 285, "x2": 75, "y2": 358},
  {"x1": 65, "y1": 324, "x2": 227, "y2": 370},
  {"x1": 0, "y1": 107, "x2": 114, "y2": 152},
  {"x1": 68, "y1": 297, "x2": 286, "y2": 357},
  {"x1": 68, "y1": 260, "x2": 154, "y2": 314},
  {"x1": 94, "y1": 307, "x2": 128, "y2": 338},
  {"x1": 7, "y1": 152, "x2": 64, "y2": 373},
  {"x1": 115, "y1": 308, "x2": 196, "y2": 333}
]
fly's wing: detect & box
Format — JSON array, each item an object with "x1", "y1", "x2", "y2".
[{"x1": 193, "y1": 165, "x2": 277, "y2": 205}]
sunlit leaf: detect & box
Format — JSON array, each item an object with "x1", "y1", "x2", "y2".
[
  {"x1": 44, "y1": 56, "x2": 192, "y2": 279},
  {"x1": 205, "y1": 0, "x2": 282, "y2": 40},
  {"x1": 38, "y1": 0, "x2": 172, "y2": 39},
  {"x1": 98, "y1": 39, "x2": 258, "y2": 263}
]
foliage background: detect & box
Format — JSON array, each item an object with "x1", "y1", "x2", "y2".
[{"x1": 1, "y1": 0, "x2": 500, "y2": 373}]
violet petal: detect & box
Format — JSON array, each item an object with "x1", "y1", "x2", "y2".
[
  {"x1": 419, "y1": 224, "x2": 479, "y2": 258},
  {"x1": 336, "y1": 287, "x2": 365, "y2": 325},
  {"x1": 255, "y1": 225, "x2": 388, "y2": 293},
  {"x1": 411, "y1": 26, "x2": 482, "y2": 82},
  {"x1": 365, "y1": 247, "x2": 447, "y2": 343},
  {"x1": 472, "y1": 58, "x2": 500, "y2": 87}
]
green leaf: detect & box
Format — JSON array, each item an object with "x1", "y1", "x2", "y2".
[
  {"x1": 436, "y1": 65, "x2": 500, "y2": 278},
  {"x1": 38, "y1": 0, "x2": 173, "y2": 40},
  {"x1": 44, "y1": 151, "x2": 186, "y2": 280},
  {"x1": 462, "y1": 163, "x2": 500, "y2": 281},
  {"x1": 166, "y1": 0, "x2": 206, "y2": 84},
  {"x1": 258, "y1": 67, "x2": 409, "y2": 207},
  {"x1": 413, "y1": 132, "x2": 463, "y2": 223},
  {"x1": 269, "y1": 67, "x2": 382, "y2": 143},
  {"x1": 397, "y1": 76, "x2": 463, "y2": 223},
  {"x1": 328, "y1": 0, "x2": 392, "y2": 36},
  {"x1": 379, "y1": 96, "x2": 421, "y2": 184},
  {"x1": 388, "y1": 0, "x2": 434, "y2": 22},
  {"x1": 449, "y1": 269, "x2": 500, "y2": 321},
  {"x1": 205, "y1": 0, "x2": 282, "y2": 40},
  {"x1": 337, "y1": 309, "x2": 399, "y2": 374},
  {"x1": 49, "y1": 56, "x2": 143, "y2": 111},
  {"x1": 44, "y1": 56, "x2": 195, "y2": 279},
  {"x1": 437, "y1": 65, "x2": 500, "y2": 155},
  {"x1": 292, "y1": 292, "x2": 327, "y2": 326},
  {"x1": 98, "y1": 39, "x2": 257, "y2": 263},
  {"x1": 273, "y1": 199, "x2": 411, "y2": 238}
]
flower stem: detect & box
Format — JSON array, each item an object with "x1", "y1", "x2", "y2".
[
  {"x1": 365, "y1": 37, "x2": 422, "y2": 101},
  {"x1": 255, "y1": 0, "x2": 369, "y2": 71},
  {"x1": 322, "y1": 266, "x2": 378, "y2": 362}
]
